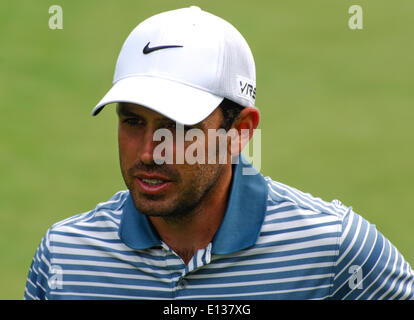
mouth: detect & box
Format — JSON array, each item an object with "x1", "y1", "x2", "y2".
[
  {"x1": 140, "y1": 178, "x2": 166, "y2": 185},
  {"x1": 135, "y1": 175, "x2": 173, "y2": 195}
]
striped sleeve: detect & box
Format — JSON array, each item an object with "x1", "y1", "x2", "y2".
[
  {"x1": 330, "y1": 209, "x2": 414, "y2": 299},
  {"x1": 24, "y1": 231, "x2": 52, "y2": 300}
]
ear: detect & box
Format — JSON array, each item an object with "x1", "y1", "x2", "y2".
[{"x1": 228, "y1": 107, "x2": 260, "y2": 156}]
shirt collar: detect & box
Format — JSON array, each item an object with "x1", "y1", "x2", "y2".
[{"x1": 119, "y1": 155, "x2": 268, "y2": 254}]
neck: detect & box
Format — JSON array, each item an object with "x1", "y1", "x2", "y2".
[{"x1": 148, "y1": 164, "x2": 233, "y2": 264}]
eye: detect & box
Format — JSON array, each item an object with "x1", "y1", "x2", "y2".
[{"x1": 123, "y1": 117, "x2": 145, "y2": 127}]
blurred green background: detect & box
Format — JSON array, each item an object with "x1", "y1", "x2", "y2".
[{"x1": 1, "y1": 0, "x2": 413, "y2": 299}]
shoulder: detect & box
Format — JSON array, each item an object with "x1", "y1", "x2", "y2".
[
  {"x1": 24, "y1": 190, "x2": 130, "y2": 300},
  {"x1": 263, "y1": 177, "x2": 351, "y2": 239},
  {"x1": 259, "y1": 177, "x2": 349, "y2": 274},
  {"x1": 260, "y1": 176, "x2": 348, "y2": 252},
  {"x1": 264, "y1": 176, "x2": 350, "y2": 219},
  {"x1": 51, "y1": 190, "x2": 128, "y2": 228},
  {"x1": 262, "y1": 177, "x2": 414, "y2": 299},
  {"x1": 46, "y1": 190, "x2": 129, "y2": 240}
]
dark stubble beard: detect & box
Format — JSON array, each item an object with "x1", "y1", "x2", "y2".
[{"x1": 123, "y1": 161, "x2": 224, "y2": 224}]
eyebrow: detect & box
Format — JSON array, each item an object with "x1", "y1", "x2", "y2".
[
  {"x1": 116, "y1": 104, "x2": 141, "y2": 118},
  {"x1": 116, "y1": 105, "x2": 171, "y2": 124},
  {"x1": 116, "y1": 103, "x2": 202, "y2": 130}
]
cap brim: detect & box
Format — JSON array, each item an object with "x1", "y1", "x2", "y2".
[{"x1": 92, "y1": 76, "x2": 223, "y2": 125}]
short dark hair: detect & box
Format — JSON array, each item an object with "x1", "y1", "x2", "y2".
[{"x1": 218, "y1": 98, "x2": 245, "y2": 131}]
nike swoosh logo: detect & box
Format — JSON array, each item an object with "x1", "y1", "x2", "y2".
[{"x1": 142, "y1": 42, "x2": 183, "y2": 54}]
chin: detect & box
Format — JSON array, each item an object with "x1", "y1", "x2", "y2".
[{"x1": 131, "y1": 194, "x2": 174, "y2": 217}]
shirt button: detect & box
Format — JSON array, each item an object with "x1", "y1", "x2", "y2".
[{"x1": 177, "y1": 278, "x2": 188, "y2": 289}]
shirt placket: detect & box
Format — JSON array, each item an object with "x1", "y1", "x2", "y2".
[{"x1": 161, "y1": 242, "x2": 212, "y2": 298}]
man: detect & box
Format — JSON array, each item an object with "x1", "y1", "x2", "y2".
[{"x1": 25, "y1": 6, "x2": 413, "y2": 300}]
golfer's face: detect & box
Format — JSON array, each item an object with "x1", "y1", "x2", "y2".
[{"x1": 117, "y1": 103, "x2": 225, "y2": 218}]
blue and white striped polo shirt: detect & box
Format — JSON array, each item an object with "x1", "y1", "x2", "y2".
[{"x1": 24, "y1": 158, "x2": 414, "y2": 300}]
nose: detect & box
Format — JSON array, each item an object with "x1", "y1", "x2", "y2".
[{"x1": 138, "y1": 127, "x2": 157, "y2": 165}]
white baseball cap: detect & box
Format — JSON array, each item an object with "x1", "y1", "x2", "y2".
[{"x1": 92, "y1": 6, "x2": 256, "y2": 125}]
